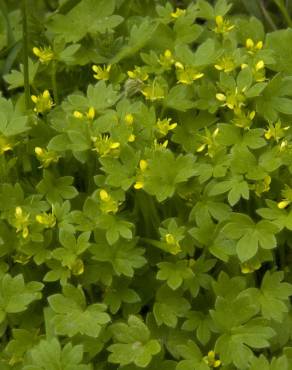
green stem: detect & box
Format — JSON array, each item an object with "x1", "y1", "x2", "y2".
[
  {"x1": 52, "y1": 60, "x2": 59, "y2": 105},
  {"x1": 259, "y1": 0, "x2": 277, "y2": 30},
  {"x1": 273, "y1": 0, "x2": 292, "y2": 27},
  {"x1": 0, "y1": 0, "x2": 15, "y2": 45},
  {"x1": 21, "y1": 0, "x2": 30, "y2": 109}
]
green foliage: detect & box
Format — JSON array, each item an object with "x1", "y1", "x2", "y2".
[{"x1": 0, "y1": 0, "x2": 292, "y2": 369}]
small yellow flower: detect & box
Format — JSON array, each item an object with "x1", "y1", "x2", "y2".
[
  {"x1": 171, "y1": 8, "x2": 186, "y2": 18},
  {"x1": 128, "y1": 134, "x2": 136, "y2": 142},
  {"x1": 35, "y1": 147, "x2": 59, "y2": 168},
  {"x1": 31, "y1": 90, "x2": 54, "y2": 113},
  {"x1": 203, "y1": 351, "x2": 221, "y2": 368},
  {"x1": 164, "y1": 233, "x2": 182, "y2": 255},
  {"x1": 175, "y1": 63, "x2": 204, "y2": 84},
  {"x1": 134, "y1": 160, "x2": 149, "y2": 189},
  {"x1": 245, "y1": 38, "x2": 263, "y2": 54},
  {"x1": 32, "y1": 46, "x2": 54, "y2": 63},
  {"x1": 196, "y1": 127, "x2": 219, "y2": 158},
  {"x1": 255, "y1": 60, "x2": 265, "y2": 71},
  {"x1": 14, "y1": 207, "x2": 30, "y2": 239},
  {"x1": 278, "y1": 200, "x2": 291, "y2": 209},
  {"x1": 278, "y1": 185, "x2": 292, "y2": 209},
  {"x1": 99, "y1": 189, "x2": 118, "y2": 214},
  {"x1": 141, "y1": 80, "x2": 165, "y2": 101},
  {"x1": 73, "y1": 111, "x2": 84, "y2": 119},
  {"x1": 214, "y1": 15, "x2": 235, "y2": 34},
  {"x1": 214, "y1": 56, "x2": 236, "y2": 73},
  {"x1": 159, "y1": 49, "x2": 175, "y2": 69},
  {"x1": 264, "y1": 121, "x2": 289, "y2": 142},
  {"x1": 241, "y1": 261, "x2": 261, "y2": 274},
  {"x1": 91, "y1": 135, "x2": 120, "y2": 157},
  {"x1": 252, "y1": 175, "x2": 271, "y2": 197},
  {"x1": 125, "y1": 113, "x2": 134, "y2": 125},
  {"x1": 232, "y1": 110, "x2": 255, "y2": 129},
  {"x1": 134, "y1": 181, "x2": 144, "y2": 190},
  {"x1": 156, "y1": 118, "x2": 177, "y2": 136},
  {"x1": 0, "y1": 135, "x2": 13, "y2": 154},
  {"x1": 127, "y1": 66, "x2": 149, "y2": 81},
  {"x1": 35, "y1": 212, "x2": 56, "y2": 228},
  {"x1": 154, "y1": 139, "x2": 168, "y2": 150},
  {"x1": 215, "y1": 93, "x2": 226, "y2": 102},
  {"x1": 100, "y1": 189, "x2": 110, "y2": 202},
  {"x1": 92, "y1": 64, "x2": 111, "y2": 80},
  {"x1": 139, "y1": 159, "x2": 148, "y2": 171},
  {"x1": 70, "y1": 259, "x2": 84, "y2": 276},
  {"x1": 87, "y1": 107, "x2": 95, "y2": 120}
]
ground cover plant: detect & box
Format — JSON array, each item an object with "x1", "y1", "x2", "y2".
[{"x1": 0, "y1": 0, "x2": 292, "y2": 369}]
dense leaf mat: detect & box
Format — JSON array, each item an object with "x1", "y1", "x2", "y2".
[{"x1": 0, "y1": 0, "x2": 292, "y2": 369}]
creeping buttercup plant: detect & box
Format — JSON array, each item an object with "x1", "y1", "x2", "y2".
[{"x1": 1, "y1": 0, "x2": 292, "y2": 369}]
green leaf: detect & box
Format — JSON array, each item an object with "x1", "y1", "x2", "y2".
[
  {"x1": 153, "y1": 286, "x2": 190, "y2": 327},
  {"x1": 108, "y1": 315, "x2": 161, "y2": 367},
  {"x1": 157, "y1": 260, "x2": 194, "y2": 290},
  {"x1": 0, "y1": 274, "x2": 43, "y2": 323},
  {"x1": 47, "y1": 0, "x2": 118, "y2": 42},
  {"x1": 23, "y1": 338, "x2": 90, "y2": 370},
  {"x1": 48, "y1": 284, "x2": 110, "y2": 337},
  {"x1": 90, "y1": 238, "x2": 146, "y2": 277},
  {"x1": 37, "y1": 170, "x2": 78, "y2": 204},
  {"x1": 0, "y1": 97, "x2": 29, "y2": 136}
]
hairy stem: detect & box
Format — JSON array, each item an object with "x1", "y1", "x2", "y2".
[{"x1": 21, "y1": 0, "x2": 30, "y2": 109}]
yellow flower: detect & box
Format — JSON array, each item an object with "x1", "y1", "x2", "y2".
[
  {"x1": 156, "y1": 118, "x2": 177, "y2": 136},
  {"x1": 175, "y1": 62, "x2": 204, "y2": 84},
  {"x1": 232, "y1": 110, "x2": 255, "y2": 129},
  {"x1": 264, "y1": 121, "x2": 289, "y2": 142},
  {"x1": 87, "y1": 107, "x2": 95, "y2": 120},
  {"x1": 134, "y1": 160, "x2": 148, "y2": 189},
  {"x1": 127, "y1": 66, "x2": 149, "y2": 81},
  {"x1": 216, "y1": 88, "x2": 246, "y2": 111},
  {"x1": 128, "y1": 134, "x2": 136, "y2": 142},
  {"x1": 73, "y1": 107, "x2": 95, "y2": 120},
  {"x1": 99, "y1": 189, "x2": 118, "y2": 214},
  {"x1": 159, "y1": 49, "x2": 175, "y2": 69},
  {"x1": 164, "y1": 233, "x2": 182, "y2": 255},
  {"x1": 14, "y1": 206, "x2": 30, "y2": 239},
  {"x1": 171, "y1": 8, "x2": 186, "y2": 18},
  {"x1": 92, "y1": 64, "x2": 111, "y2": 80},
  {"x1": 214, "y1": 56, "x2": 236, "y2": 73},
  {"x1": 73, "y1": 111, "x2": 84, "y2": 119},
  {"x1": 141, "y1": 80, "x2": 165, "y2": 101},
  {"x1": 241, "y1": 261, "x2": 261, "y2": 274},
  {"x1": 35, "y1": 212, "x2": 56, "y2": 228},
  {"x1": 245, "y1": 38, "x2": 263, "y2": 54},
  {"x1": 92, "y1": 135, "x2": 120, "y2": 157},
  {"x1": 32, "y1": 46, "x2": 54, "y2": 63},
  {"x1": 278, "y1": 200, "x2": 291, "y2": 209},
  {"x1": 35, "y1": 147, "x2": 59, "y2": 168},
  {"x1": 31, "y1": 90, "x2": 54, "y2": 113},
  {"x1": 0, "y1": 135, "x2": 13, "y2": 154},
  {"x1": 278, "y1": 185, "x2": 292, "y2": 209},
  {"x1": 214, "y1": 15, "x2": 235, "y2": 34},
  {"x1": 154, "y1": 139, "x2": 168, "y2": 150},
  {"x1": 252, "y1": 175, "x2": 271, "y2": 197},
  {"x1": 70, "y1": 259, "x2": 84, "y2": 275},
  {"x1": 196, "y1": 127, "x2": 219, "y2": 158},
  {"x1": 125, "y1": 113, "x2": 134, "y2": 125},
  {"x1": 203, "y1": 351, "x2": 221, "y2": 368},
  {"x1": 139, "y1": 159, "x2": 148, "y2": 171}
]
